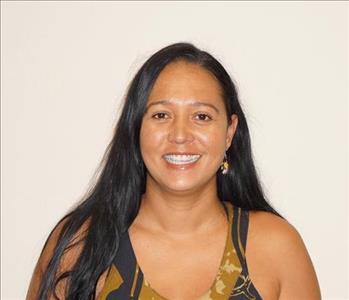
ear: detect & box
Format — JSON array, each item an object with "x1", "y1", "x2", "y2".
[{"x1": 225, "y1": 114, "x2": 238, "y2": 150}]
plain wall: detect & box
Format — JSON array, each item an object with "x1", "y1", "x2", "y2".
[{"x1": 1, "y1": 1, "x2": 348, "y2": 299}]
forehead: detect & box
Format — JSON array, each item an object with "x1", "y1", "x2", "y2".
[{"x1": 147, "y1": 61, "x2": 224, "y2": 107}]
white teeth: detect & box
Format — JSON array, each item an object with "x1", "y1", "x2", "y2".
[{"x1": 164, "y1": 154, "x2": 201, "y2": 165}]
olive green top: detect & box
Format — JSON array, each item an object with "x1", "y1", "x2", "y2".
[{"x1": 98, "y1": 201, "x2": 263, "y2": 300}]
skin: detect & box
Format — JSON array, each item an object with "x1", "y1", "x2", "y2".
[
  {"x1": 127, "y1": 61, "x2": 238, "y2": 299},
  {"x1": 137, "y1": 60, "x2": 237, "y2": 237},
  {"x1": 128, "y1": 61, "x2": 321, "y2": 299},
  {"x1": 26, "y1": 61, "x2": 321, "y2": 300}
]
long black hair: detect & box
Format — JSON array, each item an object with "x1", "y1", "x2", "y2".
[{"x1": 35, "y1": 42, "x2": 283, "y2": 299}]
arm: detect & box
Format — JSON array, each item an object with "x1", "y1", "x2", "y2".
[
  {"x1": 249, "y1": 211, "x2": 322, "y2": 299},
  {"x1": 274, "y1": 220, "x2": 322, "y2": 299}
]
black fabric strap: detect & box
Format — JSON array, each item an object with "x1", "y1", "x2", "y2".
[
  {"x1": 232, "y1": 207, "x2": 242, "y2": 264},
  {"x1": 107, "y1": 231, "x2": 141, "y2": 299},
  {"x1": 239, "y1": 208, "x2": 249, "y2": 254},
  {"x1": 232, "y1": 206, "x2": 250, "y2": 270}
]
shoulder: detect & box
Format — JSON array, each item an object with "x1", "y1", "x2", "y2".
[
  {"x1": 26, "y1": 217, "x2": 91, "y2": 299},
  {"x1": 248, "y1": 209, "x2": 311, "y2": 269},
  {"x1": 248, "y1": 210, "x2": 299, "y2": 248},
  {"x1": 247, "y1": 210, "x2": 321, "y2": 299}
]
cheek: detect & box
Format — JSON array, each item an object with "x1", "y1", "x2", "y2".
[
  {"x1": 140, "y1": 124, "x2": 164, "y2": 153},
  {"x1": 196, "y1": 127, "x2": 227, "y2": 150}
]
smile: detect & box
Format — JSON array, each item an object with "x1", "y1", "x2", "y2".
[{"x1": 163, "y1": 154, "x2": 201, "y2": 165}]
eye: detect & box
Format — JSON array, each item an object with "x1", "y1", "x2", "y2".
[
  {"x1": 152, "y1": 112, "x2": 169, "y2": 120},
  {"x1": 195, "y1": 113, "x2": 212, "y2": 121}
]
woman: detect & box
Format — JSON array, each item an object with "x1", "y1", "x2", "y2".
[{"x1": 27, "y1": 42, "x2": 321, "y2": 300}]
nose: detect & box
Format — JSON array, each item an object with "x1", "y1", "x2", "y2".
[{"x1": 167, "y1": 117, "x2": 194, "y2": 144}]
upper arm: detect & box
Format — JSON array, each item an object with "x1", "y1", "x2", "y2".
[
  {"x1": 250, "y1": 211, "x2": 322, "y2": 300},
  {"x1": 26, "y1": 219, "x2": 87, "y2": 300},
  {"x1": 274, "y1": 219, "x2": 322, "y2": 299}
]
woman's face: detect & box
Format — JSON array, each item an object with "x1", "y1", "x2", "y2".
[{"x1": 140, "y1": 61, "x2": 238, "y2": 193}]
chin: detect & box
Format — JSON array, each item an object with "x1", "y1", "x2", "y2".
[{"x1": 159, "y1": 177, "x2": 205, "y2": 193}]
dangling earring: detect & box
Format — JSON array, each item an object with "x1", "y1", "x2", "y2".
[{"x1": 220, "y1": 151, "x2": 229, "y2": 175}]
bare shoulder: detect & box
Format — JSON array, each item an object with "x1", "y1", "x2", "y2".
[
  {"x1": 247, "y1": 210, "x2": 322, "y2": 300},
  {"x1": 248, "y1": 210, "x2": 298, "y2": 246}
]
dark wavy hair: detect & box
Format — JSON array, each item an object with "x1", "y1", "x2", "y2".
[{"x1": 35, "y1": 42, "x2": 283, "y2": 299}]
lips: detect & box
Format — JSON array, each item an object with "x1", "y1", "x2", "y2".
[
  {"x1": 162, "y1": 153, "x2": 202, "y2": 170},
  {"x1": 164, "y1": 154, "x2": 200, "y2": 163}
]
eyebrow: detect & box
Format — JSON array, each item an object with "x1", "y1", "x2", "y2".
[{"x1": 144, "y1": 100, "x2": 220, "y2": 114}]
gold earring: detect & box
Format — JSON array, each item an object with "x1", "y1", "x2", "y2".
[{"x1": 220, "y1": 152, "x2": 229, "y2": 175}]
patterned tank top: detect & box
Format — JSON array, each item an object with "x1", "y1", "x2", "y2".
[{"x1": 97, "y1": 201, "x2": 263, "y2": 299}]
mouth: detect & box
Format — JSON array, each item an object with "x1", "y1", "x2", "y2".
[{"x1": 163, "y1": 153, "x2": 201, "y2": 165}]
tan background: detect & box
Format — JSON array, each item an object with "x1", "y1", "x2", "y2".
[{"x1": 1, "y1": 1, "x2": 348, "y2": 299}]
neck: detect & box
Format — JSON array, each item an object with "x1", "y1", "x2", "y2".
[{"x1": 133, "y1": 175, "x2": 228, "y2": 238}]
